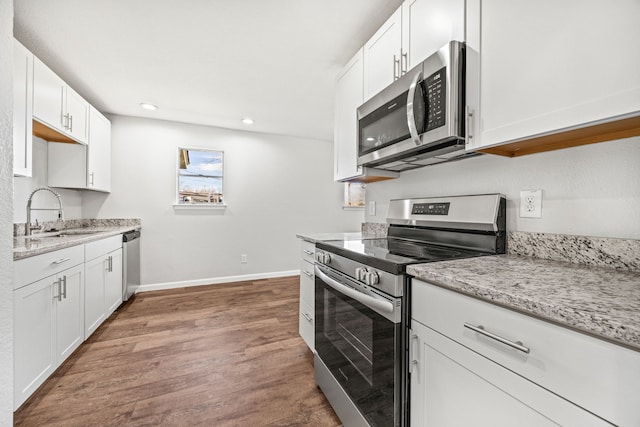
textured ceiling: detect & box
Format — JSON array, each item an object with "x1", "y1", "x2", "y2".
[{"x1": 14, "y1": 0, "x2": 403, "y2": 141}]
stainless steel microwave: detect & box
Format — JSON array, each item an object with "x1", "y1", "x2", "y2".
[{"x1": 357, "y1": 41, "x2": 472, "y2": 172}]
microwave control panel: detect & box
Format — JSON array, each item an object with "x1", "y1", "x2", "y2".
[{"x1": 424, "y1": 67, "x2": 446, "y2": 131}]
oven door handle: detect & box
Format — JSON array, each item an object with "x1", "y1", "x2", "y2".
[{"x1": 315, "y1": 266, "x2": 394, "y2": 315}]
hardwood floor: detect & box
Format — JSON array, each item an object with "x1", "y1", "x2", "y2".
[{"x1": 14, "y1": 276, "x2": 341, "y2": 427}]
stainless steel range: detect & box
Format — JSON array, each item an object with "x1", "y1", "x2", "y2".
[{"x1": 313, "y1": 194, "x2": 506, "y2": 427}]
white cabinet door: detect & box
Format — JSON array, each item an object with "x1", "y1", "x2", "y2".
[
  {"x1": 87, "y1": 106, "x2": 111, "y2": 192},
  {"x1": 363, "y1": 6, "x2": 402, "y2": 100},
  {"x1": 55, "y1": 264, "x2": 84, "y2": 363},
  {"x1": 33, "y1": 56, "x2": 65, "y2": 133},
  {"x1": 13, "y1": 39, "x2": 33, "y2": 177},
  {"x1": 14, "y1": 276, "x2": 56, "y2": 410},
  {"x1": 334, "y1": 49, "x2": 364, "y2": 181},
  {"x1": 105, "y1": 248, "x2": 123, "y2": 316},
  {"x1": 410, "y1": 320, "x2": 612, "y2": 427},
  {"x1": 402, "y1": 0, "x2": 464, "y2": 70},
  {"x1": 465, "y1": 0, "x2": 640, "y2": 151},
  {"x1": 84, "y1": 255, "x2": 106, "y2": 338},
  {"x1": 64, "y1": 86, "x2": 89, "y2": 144}
]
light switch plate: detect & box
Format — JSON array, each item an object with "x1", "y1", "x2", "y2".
[{"x1": 520, "y1": 189, "x2": 542, "y2": 218}]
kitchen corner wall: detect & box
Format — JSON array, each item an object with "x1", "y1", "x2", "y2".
[
  {"x1": 1, "y1": 0, "x2": 14, "y2": 424},
  {"x1": 83, "y1": 115, "x2": 362, "y2": 287},
  {"x1": 365, "y1": 136, "x2": 640, "y2": 240}
]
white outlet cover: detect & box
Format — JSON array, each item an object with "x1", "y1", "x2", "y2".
[{"x1": 520, "y1": 190, "x2": 542, "y2": 218}]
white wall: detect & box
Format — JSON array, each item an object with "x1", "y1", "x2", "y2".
[
  {"x1": 365, "y1": 137, "x2": 640, "y2": 239},
  {"x1": 1, "y1": 0, "x2": 14, "y2": 423},
  {"x1": 13, "y1": 136, "x2": 83, "y2": 223},
  {"x1": 83, "y1": 115, "x2": 362, "y2": 286}
]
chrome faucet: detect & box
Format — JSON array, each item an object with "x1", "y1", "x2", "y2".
[{"x1": 26, "y1": 187, "x2": 64, "y2": 236}]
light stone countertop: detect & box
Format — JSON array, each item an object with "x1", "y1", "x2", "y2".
[
  {"x1": 296, "y1": 232, "x2": 365, "y2": 244},
  {"x1": 14, "y1": 224, "x2": 140, "y2": 261},
  {"x1": 408, "y1": 255, "x2": 640, "y2": 351}
]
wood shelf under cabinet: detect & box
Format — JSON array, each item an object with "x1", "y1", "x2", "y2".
[
  {"x1": 479, "y1": 115, "x2": 640, "y2": 158},
  {"x1": 32, "y1": 119, "x2": 77, "y2": 144}
]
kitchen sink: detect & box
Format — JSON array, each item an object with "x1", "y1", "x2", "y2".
[{"x1": 25, "y1": 229, "x2": 103, "y2": 240}]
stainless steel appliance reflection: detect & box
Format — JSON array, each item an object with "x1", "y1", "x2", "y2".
[{"x1": 314, "y1": 194, "x2": 506, "y2": 427}]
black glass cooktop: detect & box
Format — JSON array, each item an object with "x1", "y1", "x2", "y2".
[{"x1": 316, "y1": 238, "x2": 489, "y2": 275}]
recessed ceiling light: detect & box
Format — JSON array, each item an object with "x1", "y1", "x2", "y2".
[
  {"x1": 242, "y1": 118, "x2": 254, "y2": 125},
  {"x1": 140, "y1": 103, "x2": 158, "y2": 111}
]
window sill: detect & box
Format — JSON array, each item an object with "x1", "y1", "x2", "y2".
[
  {"x1": 343, "y1": 206, "x2": 364, "y2": 211},
  {"x1": 173, "y1": 204, "x2": 227, "y2": 211}
]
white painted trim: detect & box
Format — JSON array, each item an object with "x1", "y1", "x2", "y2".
[
  {"x1": 342, "y1": 206, "x2": 364, "y2": 211},
  {"x1": 172, "y1": 203, "x2": 227, "y2": 211},
  {"x1": 136, "y1": 269, "x2": 300, "y2": 293}
]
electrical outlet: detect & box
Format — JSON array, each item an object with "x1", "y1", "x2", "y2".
[
  {"x1": 241, "y1": 254, "x2": 248, "y2": 264},
  {"x1": 520, "y1": 190, "x2": 542, "y2": 218},
  {"x1": 368, "y1": 201, "x2": 376, "y2": 216}
]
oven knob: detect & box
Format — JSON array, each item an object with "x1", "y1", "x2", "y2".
[
  {"x1": 316, "y1": 252, "x2": 331, "y2": 265},
  {"x1": 315, "y1": 252, "x2": 322, "y2": 263},
  {"x1": 355, "y1": 267, "x2": 365, "y2": 281},
  {"x1": 365, "y1": 271, "x2": 379, "y2": 286}
]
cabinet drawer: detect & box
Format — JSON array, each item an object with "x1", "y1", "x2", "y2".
[
  {"x1": 412, "y1": 279, "x2": 640, "y2": 427},
  {"x1": 299, "y1": 259, "x2": 314, "y2": 306},
  {"x1": 299, "y1": 299, "x2": 314, "y2": 350},
  {"x1": 14, "y1": 245, "x2": 84, "y2": 289},
  {"x1": 300, "y1": 240, "x2": 315, "y2": 263},
  {"x1": 85, "y1": 234, "x2": 122, "y2": 261}
]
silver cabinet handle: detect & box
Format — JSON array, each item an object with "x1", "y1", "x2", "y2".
[
  {"x1": 393, "y1": 54, "x2": 400, "y2": 80},
  {"x1": 406, "y1": 70, "x2": 424, "y2": 146},
  {"x1": 466, "y1": 107, "x2": 474, "y2": 143},
  {"x1": 63, "y1": 113, "x2": 70, "y2": 130},
  {"x1": 302, "y1": 270, "x2": 313, "y2": 278},
  {"x1": 464, "y1": 323, "x2": 530, "y2": 354},
  {"x1": 53, "y1": 278, "x2": 62, "y2": 301},
  {"x1": 108, "y1": 255, "x2": 113, "y2": 272},
  {"x1": 61, "y1": 275, "x2": 67, "y2": 299},
  {"x1": 302, "y1": 312, "x2": 312, "y2": 322},
  {"x1": 52, "y1": 257, "x2": 71, "y2": 265},
  {"x1": 69, "y1": 114, "x2": 73, "y2": 132},
  {"x1": 401, "y1": 51, "x2": 408, "y2": 75},
  {"x1": 303, "y1": 250, "x2": 314, "y2": 256},
  {"x1": 410, "y1": 330, "x2": 419, "y2": 372},
  {"x1": 89, "y1": 172, "x2": 95, "y2": 186}
]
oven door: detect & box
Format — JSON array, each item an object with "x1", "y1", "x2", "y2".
[{"x1": 315, "y1": 264, "x2": 402, "y2": 427}]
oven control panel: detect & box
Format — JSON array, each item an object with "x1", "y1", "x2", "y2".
[{"x1": 411, "y1": 202, "x2": 450, "y2": 215}]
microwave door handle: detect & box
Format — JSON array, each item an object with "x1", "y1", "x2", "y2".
[
  {"x1": 314, "y1": 265, "x2": 394, "y2": 315},
  {"x1": 406, "y1": 71, "x2": 424, "y2": 146}
]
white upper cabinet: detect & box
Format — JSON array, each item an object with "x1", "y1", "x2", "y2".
[
  {"x1": 87, "y1": 106, "x2": 112, "y2": 192},
  {"x1": 363, "y1": 0, "x2": 464, "y2": 101},
  {"x1": 465, "y1": 0, "x2": 640, "y2": 153},
  {"x1": 363, "y1": 7, "x2": 403, "y2": 100},
  {"x1": 13, "y1": 39, "x2": 34, "y2": 177},
  {"x1": 334, "y1": 49, "x2": 364, "y2": 181},
  {"x1": 33, "y1": 56, "x2": 89, "y2": 145},
  {"x1": 48, "y1": 106, "x2": 112, "y2": 192},
  {"x1": 402, "y1": 0, "x2": 464, "y2": 71}
]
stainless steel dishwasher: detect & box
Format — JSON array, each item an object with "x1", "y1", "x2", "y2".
[{"x1": 122, "y1": 230, "x2": 141, "y2": 301}]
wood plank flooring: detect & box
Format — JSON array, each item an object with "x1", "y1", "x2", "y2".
[{"x1": 14, "y1": 276, "x2": 341, "y2": 427}]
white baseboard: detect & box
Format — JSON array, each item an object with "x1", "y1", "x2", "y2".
[{"x1": 136, "y1": 269, "x2": 300, "y2": 293}]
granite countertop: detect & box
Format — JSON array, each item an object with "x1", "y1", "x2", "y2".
[
  {"x1": 14, "y1": 220, "x2": 140, "y2": 261},
  {"x1": 296, "y1": 232, "x2": 365, "y2": 244},
  {"x1": 408, "y1": 255, "x2": 640, "y2": 351}
]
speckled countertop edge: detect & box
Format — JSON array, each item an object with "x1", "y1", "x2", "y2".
[
  {"x1": 296, "y1": 232, "x2": 365, "y2": 244},
  {"x1": 14, "y1": 221, "x2": 141, "y2": 261},
  {"x1": 408, "y1": 255, "x2": 640, "y2": 351}
]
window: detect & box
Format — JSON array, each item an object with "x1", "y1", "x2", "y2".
[{"x1": 177, "y1": 148, "x2": 224, "y2": 205}]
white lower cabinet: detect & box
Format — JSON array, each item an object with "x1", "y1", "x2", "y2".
[
  {"x1": 14, "y1": 263, "x2": 84, "y2": 410},
  {"x1": 298, "y1": 240, "x2": 315, "y2": 350},
  {"x1": 410, "y1": 279, "x2": 638, "y2": 426},
  {"x1": 84, "y1": 236, "x2": 123, "y2": 337}
]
